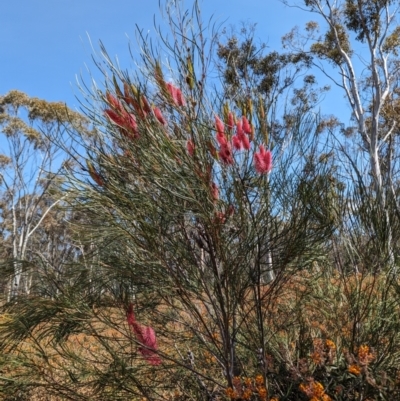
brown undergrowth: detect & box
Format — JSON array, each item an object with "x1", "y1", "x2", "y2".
[{"x1": 1, "y1": 270, "x2": 400, "y2": 400}]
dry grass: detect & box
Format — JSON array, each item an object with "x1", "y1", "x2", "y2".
[{"x1": 1, "y1": 270, "x2": 400, "y2": 400}]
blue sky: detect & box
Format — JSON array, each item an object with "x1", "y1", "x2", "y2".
[{"x1": 0, "y1": 1, "x2": 310, "y2": 106}]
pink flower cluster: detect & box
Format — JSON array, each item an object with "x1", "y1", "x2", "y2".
[
  {"x1": 127, "y1": 303, "x2": 161, "y2": 366},
  {"x1": 215, "y1": 116, "x2": 233, "y2": 164},
  {"x1": 166, "y1": 83, "x2": 186, "y2": 107},
  {"x1": 104, "y1": 92, "x2": 139, "y2": 139},
  {"x1": 232, "y1": 117, "x2": 251, "y2": 151},
  {"x1": 214, "y1": 113, "x2": 272, "y2": 173},
  {"x1": 254, "y1": 145, "x2": 272, "y2": 174},
  {"x1": 104, "y1": 80, "x2": 187, "y2": 138}
]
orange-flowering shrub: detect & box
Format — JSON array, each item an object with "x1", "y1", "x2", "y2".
[{"x1": 225, "y1": 375, "x2": 270, "y2": 401}]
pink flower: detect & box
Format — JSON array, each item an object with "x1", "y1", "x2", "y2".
[
  {"x1": 175, "y1": 88, "x2": 186, "y2": 107},
  {"x1": 104, "y1": 109, "x2": 126, "y2": 127},
  {"x1": 126, "y1": 113, "x2": 138, "y2": 135},
  {"x1": 104, "y1": 109, "x2": 139, "y2": 138},
  {"x1": 214, "y1": 211, "x2": 226, "y2": 224},
  {"x1": 153, "y1": 106, "x2": 167, "y2": 125},
  {"x1": 187, "y1": 139, "x2": 195, "y2": 156},
  {"x1": 254, "y1": 145, "x2": 272, "y2": 174},
  {"x1": 215, "y1": 116, "x2": 225, "y2": 135},
  {"x1": 242, "y1": 116, "x2": 252, "y2": 135},
  {"x1": 232, "y1": 126, "x2": 250, "y2": 151},
  {"x1": 141, "y1": 95, "x2": 152, "y2": 115},
  {"x1": 232, "y1": 135, "x2": 243, "y2": 150},
  {"x1": 236, "y1": 119, "x2": 243, "y2": 137},
  {"x1": 216, "y1": 131, "x2": 228, "y2": 147},
  {"x1": 227, "y1": 112, "x2": 235, "y2": 129},
  {"x1": 219, "y1": 143, "x2": 234, "y2": 165},
  {"x1": 166, "y1": 83, "x2": 177, "y2": 101},
  {"x1": 106, "y1": 92, "x2": 123, "y2": 111},
  {"x1": 211, "y1": 182, "x2": 219, "y2": 201},
  {"x1": 241, "y1": 134, "x2": 250, "y2": 150},
  {"x1": 166, "y1": 83, "x2": 185, "y2": 107},
  {"x1": 127, "y1": 304, "x2": 161, "y2": 366}
]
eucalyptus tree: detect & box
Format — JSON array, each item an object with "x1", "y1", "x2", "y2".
[
  {"x1": 0, "y1": 90, "x2": 89, "y2": 299},
  {"x1": 281, "y1": 0, "x2": 400, "y2": 267}
]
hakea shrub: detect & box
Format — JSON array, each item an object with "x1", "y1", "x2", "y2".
[
  {"x1": 78, "y1": 58, "x2": 333, "y2": 401},
  {"x1": 9, "y1": 5, "x2": 349, "y2": 401},
  {"x1": 3, "y1": 3, "x2": 400, "y2": 401}
]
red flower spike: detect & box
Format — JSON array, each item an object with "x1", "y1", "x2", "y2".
[
  {"x1": 242, "y1": 116, "x2": 252, "y2": 135},
  {"x1": 105, "y1": 109, "x2": 139, "y2": 138},
  {"x1": 126, "y1": 304, "x2": 161, "y2": 366},
  {"x1": 175, "y1": 88, "x2": 186, "y2": 107},
  {"x1": 104, "y1": 109, "x2": 126, "y2": 127},
  {"x1": 141, "y1": 96, "x2": 152, "y2": 115},
  {"x1": 236, "y1": 119, "x2": 244, "y2": 137},
  {"x1": 165, "y1": 83, "x2": 185, "y2": 107},
  {"x1": 241, "y1": 134, "x2": 251, "y2": 150},
  {"x1": 153, "y1": 107, "x2": 167, "y2": 126},
  {"x1": 254, "y1": 145, "x2": 272, "y2": 174},
  {"x1": 227, "y1": 112, "x2": 235, "y2": 129},
  {"x1": 232, "y1": 135, "x2": 243, "y2": 150},
  {"x1": 106, "y1": 92, "x2": 123, "y2": 111},
  {"x1": 219, "y1": 143, "x2": 234, "y2": 165},
  {"x1": 126, "y1": 113, "x2": 139, "y2": 138},
  {"x1": 187, "y1": 140, "x2": 195, "y2": 156},
  {"x1": 165, "y1": 83, "x2": 176, "y2": 104},
  {"x1": 216, "y1": 131, "x2": 228, "y2": 147},
  {"x1": 215, "y1": 116, "x2": 225, "y2": 135},
  {"x1": 166, "y1": 83, "x2": 177, "y2": 100},
  {"x1": 211, "y1": 182, "x2": 219, "y2": 201}
]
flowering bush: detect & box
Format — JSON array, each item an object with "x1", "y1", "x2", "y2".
[{"x1": 2, "y1": 2, "x2": 400, "y2": 401}]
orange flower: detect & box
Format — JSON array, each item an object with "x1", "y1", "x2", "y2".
[
  {"x1": 325, "y1": 339, "x2": 336, "y2": 349},
  {"x1": 358, "y1": 345, "x2": 375, "y2": 365},
  {"x1": 255, "y1": 375, "x2": 264, "y2": 386},
  {"x1": 242, "y1": 389, "x2": 252, "y2": 400},
  {"x1": 225, "y1": 387, "x2": 237, "y2": 399},
  {"x1": 348, "y1": 364, "x2": 361, "y2": 375},
  {"x1": 299, "y1": 380, "x2": 326, "y2": 398},
  {"x1": 312, "y1": 381, "x2": 325, "y2": 397},
  {"x1": 257, "y1": 387, "x2": 267, "y2": 400}
]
